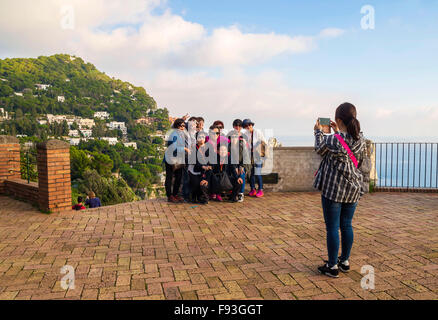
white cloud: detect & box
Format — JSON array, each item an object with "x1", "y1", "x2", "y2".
[
  {"x1": 318, "y1": 28, "x2": 345, "y2": 38},
  {"x1": 142, "y1": 69, "x2": 343, "y2": 136},
  {"x1": 8, "y1": 1, "x2": 433, "y2": 140},
  {"x1": 0, "y1": 0, "x2": 343, "y2": 69},
  {"x1": 376, "y1": 108, "x2": 394, "y2": 119}
]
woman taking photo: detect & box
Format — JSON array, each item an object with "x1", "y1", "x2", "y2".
[{"x1": 314, "y1": 102, "x2": 366, "y2": 278}]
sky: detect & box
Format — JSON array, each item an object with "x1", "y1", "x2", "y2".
[{"x1": 0, "y1": 0, "x2": 437, "y2": 143}]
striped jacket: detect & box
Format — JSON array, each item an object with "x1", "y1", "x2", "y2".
[{"x1": 313, "y1": 129, "x2": 366, "y2": 203}]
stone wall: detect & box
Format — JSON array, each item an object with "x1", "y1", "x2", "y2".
[
  {"x1": 4, "y1": 179, "x2": 39, "y2": 204},
  {"x1": 0, "y1": 136, "x2": 72, "y2": 213},
  {"x1": 263, "y1": 147, "x2": 321, "y2": 192},
  {"x1": 264, "y1": 141, "x2": 374, "y2": 192},
  {"x1": 0, "y1": 136, "x2": 20, "y2": 194}
]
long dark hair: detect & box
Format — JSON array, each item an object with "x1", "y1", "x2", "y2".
[
  {"x1": 172, "y1": 118, "x2": 185, "y2": 129},
  {"x1": 335, "y1": 102, "x2": 361, "y2": 141}
]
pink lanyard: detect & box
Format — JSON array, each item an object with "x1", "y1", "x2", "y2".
[{"x1": 334, "y1": 134, "x2": 358, "y2": 168}]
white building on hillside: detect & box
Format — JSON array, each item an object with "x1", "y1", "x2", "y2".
[
  {"x1": 47, "y1": 114, "x2": 67, "y2": 124},
  {"x1": 57, "y1": 96, "x2": 65, "y2": 103},
  {"x1": 78, "y1": 118, "x2": 95, "y2": 129},
  {"x1": 80, "y1": 129, "x2": 93, "y2": 138},
  {"x1": 0, "y1": 108, "x2": 10, "y2": 121},
  {"x1": 69, "y1": 138, "x2": 81, "y2": 146},
  {"x1": 68, "y1": 130, "x2": 79, "y2": 137},
  {"x1": 107, "y1": 121, "x2": 127, "y2": 134},
  {"x1": 35, "y1": 84, "x2": 51, "y2": 90},
  {"x1": 65, "y1": 115, "x2": 77, "y2": 127},
  {"x1": 94, "y1": 111, "x2": 110, "y2": 120},
  {"x1": 101, "y1": 137, "x2": 118, "y2": 145},
  {"x1": 123, "y1": 142, "x2": 137, "y2": 149}
]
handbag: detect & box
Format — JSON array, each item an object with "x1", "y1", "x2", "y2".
[
  {"x1": 260, "y1": 140, "x2": 267, "y2": 158},
  {"x1": 215, "y1": 171, "x2": 233, "y2": 191}
]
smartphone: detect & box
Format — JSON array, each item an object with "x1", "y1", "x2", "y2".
[{"x1": 318, "y1": 117, "x2": 331, "y2": 134}]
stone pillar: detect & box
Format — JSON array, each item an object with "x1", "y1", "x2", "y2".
[
  {"x1": 37, "y1": 140, "x2": 71, "y2": 212},
  {"x1": 0, "y1": 136, "x2": 20, "y2": 194},
  {"x1": 359, "y1": 139, "x2": 374, "y2": 193}
]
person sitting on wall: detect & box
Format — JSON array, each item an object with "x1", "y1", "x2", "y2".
[
  {"x1": 72, "y1": 196, "x2": 86, "y2": 211},
  {"x1": 85, "y1": 191, "x2": 102, "y2": 208}
]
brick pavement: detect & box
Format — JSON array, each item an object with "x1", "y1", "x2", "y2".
[{"x1": 0, "y1": 192, "x2": 437, "y2": 300}]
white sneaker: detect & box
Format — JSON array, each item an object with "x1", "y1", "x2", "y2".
[{"x1": 237, "y1": 193, "x2": 244, "y2": 202}]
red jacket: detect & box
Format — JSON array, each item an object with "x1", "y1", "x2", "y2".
[{"x1": 72, "y1": 204, "x2": 86, "y2": 211}]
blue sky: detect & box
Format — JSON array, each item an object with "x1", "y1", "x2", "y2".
[
  {"x1": 168, "y1": 0, "x2": 438, "y2": 90},
  {"x1": 0, "y1": 0, "x2": 437, "y2": 140}
]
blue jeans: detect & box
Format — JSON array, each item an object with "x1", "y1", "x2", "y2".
[
  {"x1": 250, "y1": 164, "x2": 263, "y2": 190},
  {"x1": 321, "y1": 195, "x2": 357, "y2": 267},
  {"x1": 239, "y1": 168, "x2": 246, "y2": 194}
]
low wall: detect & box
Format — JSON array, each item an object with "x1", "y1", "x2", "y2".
[
  {"x1": 0, "y1": 136, "x2": 72, "y2": 213},
  {"x1": 264, "y1": 143, "x2": 373, "y2": 192},
  {"x1": 264, "y1": 147, "x2": 321, "y2": 192},
  {"x1": 4, "y1": 179, "x2": 39, "y2": 205}
]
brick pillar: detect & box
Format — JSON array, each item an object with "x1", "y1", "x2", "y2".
[
  {"x1": 37, "y1": 140, "x2": 71, "y2": 212},
  {"x1": 0, "y1": 136, "x2": 20, "y2": 194}
]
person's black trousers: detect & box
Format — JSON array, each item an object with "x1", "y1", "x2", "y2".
[
  {"x1": 230, "y1": 177, "x2": 242, "y2": 199},
  {"x1": 165, "y1": 162, "x2": 183, "y2": 198},
  {"x1": 210, "y1": 174, "x2": 241, "y2": 199},
  {"x1": 189, "y1": 172, "x2": 209, "y2": 202}
]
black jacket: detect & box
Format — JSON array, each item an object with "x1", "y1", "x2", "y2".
[{"x1": 212, "y1": 157, "x2": 239, "y2": 180}]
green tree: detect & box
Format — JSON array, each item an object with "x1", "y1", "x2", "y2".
[
  {"x1": 70, "y1": 146, "x2": 91, "y2": 180},
  {"x1": 77, "y1": 169, "x2": 136, "y2": 206},
  {"x1": 90, "y1": 152, "x2": 113, "y2": 177}
]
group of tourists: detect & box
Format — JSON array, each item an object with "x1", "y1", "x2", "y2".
[
  {"x1": 164, "y1": 102, "x2": 366, "y2": 279},
  {"x1": 163, "y1": 116, "x2": 267, "y2": 204},
  {"x1": 70, "y1": 102, "x2": 366, "y2": 280}
]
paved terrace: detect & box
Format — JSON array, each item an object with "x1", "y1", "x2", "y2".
[{"x1": 0, "y1": 192, "x2": 437, "y2": 300}]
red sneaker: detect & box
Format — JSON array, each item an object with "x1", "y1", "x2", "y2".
[
  {"x1": 255, "y1": 190, "x2": 264, "y2": 198},
  {"x1": 216, "y1": 194, "x2": 223, "y2": 202},
  {"x1": 174, "y1": 195, "x2": 184, "y2": 202},
  {"x1": 168, "y1": 195, "x2": 177, "y2": 203},
  {"x1": 249, "y1": 189, "x2": 257, "y2": 197}
]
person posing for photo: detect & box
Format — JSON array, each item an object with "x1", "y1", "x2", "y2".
[
  {"x1": 242, "y1": 119, "x2": 265, "y2": 198},
  {"x1": 188, "y1": 132, "x2": 210, "y2": 204},
  {"x1": 314, "y1": 102, "x2": 366, "y2": 278},
  {"x1": 211, "y1": 145, "x2": 243, "y2": 202},
  {"x1": 228, "y1": 120, "x2": 251, "y2": 203},
  {"x1": 164, "y1": 118, "x2": 189, "y2": 203}
]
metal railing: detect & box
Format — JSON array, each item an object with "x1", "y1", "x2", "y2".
[
  {"x1": 373, "y1": 143, "x2": 438, "y2": 190},
  {"x1": 20, "y1": 145, "x2": 38, "y2": 183}
]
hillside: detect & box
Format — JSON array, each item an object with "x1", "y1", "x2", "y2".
[
  {"x1": 0, "y1": 54, "x2": 163, "y2": 122},
  {"x1": 0, "y1": 54, "x2": 170, "y2": 202}
]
